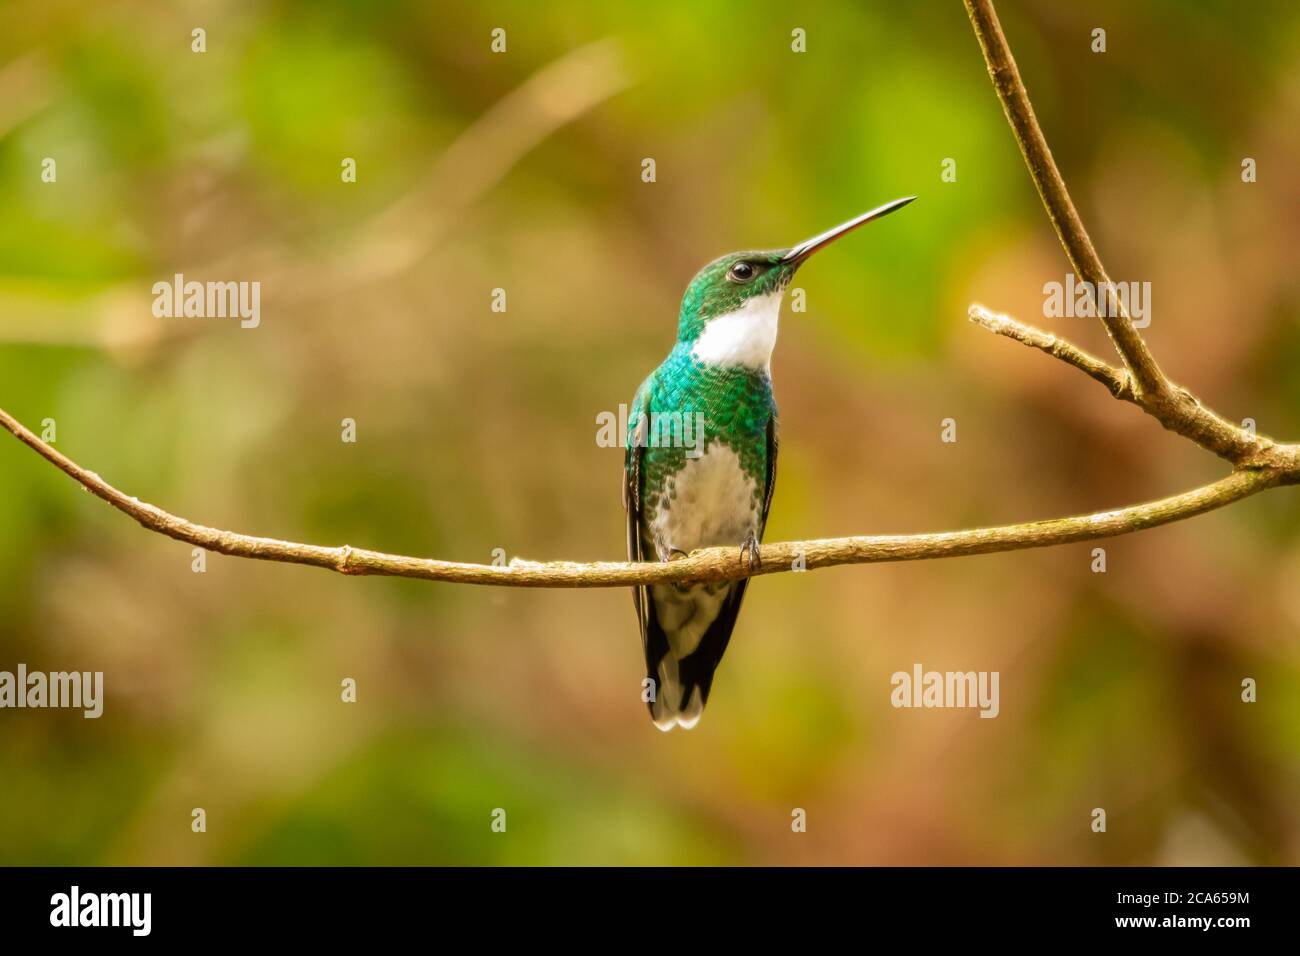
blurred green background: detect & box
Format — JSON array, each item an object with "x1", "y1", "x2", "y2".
[{"x1": 1, "y1": 0, "x2": 1297, "y2": 865}]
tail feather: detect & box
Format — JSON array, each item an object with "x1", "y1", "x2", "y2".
[
  {"x1": 644, "y1": 584, "x2": 744, "y2": 731},
  {"x1": 648, "y1": 651, "x2": 707, "y2": 731}
]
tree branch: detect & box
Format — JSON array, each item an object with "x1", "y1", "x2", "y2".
[
  {"x1": 0, "y1": 406, "x2": 1279, "y2": 587},
  {"x1": 1, "y1": 0, "x2": 1296, "y2": 590},
  {"x1": 962, "y1": 0, "x2": 1300, "y2": 476},
  {"x1": 963, "y1": 0, "x2": 1166, "y2": 396}
]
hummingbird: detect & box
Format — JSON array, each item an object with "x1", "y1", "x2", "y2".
[{"x1": 623, "y1": 196, "x2": 915, "y2": 731}]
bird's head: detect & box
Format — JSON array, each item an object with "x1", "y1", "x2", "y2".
[{"x1": 676, "y1": 196, "x2": 915, "y2": 368}]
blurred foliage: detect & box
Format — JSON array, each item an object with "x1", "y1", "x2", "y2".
[{"x1": 1, "y1": 0, "x2": 1298, "y2": 864}]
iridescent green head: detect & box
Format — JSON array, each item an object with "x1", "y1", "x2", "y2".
[{"x1": 675, "y1": 197, "x2": 916, "y2": 357}]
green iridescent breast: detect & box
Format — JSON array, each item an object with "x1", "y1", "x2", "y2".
[{"x1": 628, "y1": 345, "x2": 775, "y2": 509}]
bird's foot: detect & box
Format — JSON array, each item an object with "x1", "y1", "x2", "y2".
[{"x1": 740, "y1": 532, "x2": 761, "y2": 574}]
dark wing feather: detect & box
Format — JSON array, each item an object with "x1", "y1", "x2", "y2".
[
  {"x1": 625, "y1": 415, "x2": 672, "y2": 695},
  {"x1": 760, "y1": 407, "x2": 778, "y2": 535},
  {"x1": 624, "y1": 418, "x2": 646, "y2": 627}
]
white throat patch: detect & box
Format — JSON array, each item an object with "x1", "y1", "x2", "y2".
[{"x1": 690, "y1": 291, "x2": 782, "y2": 369}]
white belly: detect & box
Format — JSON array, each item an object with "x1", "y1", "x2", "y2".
[
  {"x1": 642, "y1": 442, "x2": 761, "y2": 659},
  {"x1": 645, "y1": 442, "x2": 760, "y2": 558}
]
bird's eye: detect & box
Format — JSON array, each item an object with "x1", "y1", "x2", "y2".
[{"x1": 727, "y1": 261, "x2": 756, "y2": 283}]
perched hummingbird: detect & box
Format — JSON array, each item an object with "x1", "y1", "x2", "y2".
[{"x1": 623, "y1": 196, "x2": 915, "y2": 731}]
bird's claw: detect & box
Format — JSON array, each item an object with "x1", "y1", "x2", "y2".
[{"x1": 740, "y1": 533, "x2": 761, "y2": 574}]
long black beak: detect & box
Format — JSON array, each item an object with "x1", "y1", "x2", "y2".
[{"x1": 782, "y1": 196, "x2": 916, "y2": 266}]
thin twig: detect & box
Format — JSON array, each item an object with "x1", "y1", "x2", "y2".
[{"x1": 968, "y1": 304, "x2": 1135, "y2": 402}]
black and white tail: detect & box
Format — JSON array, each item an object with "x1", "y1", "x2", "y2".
[{"x1": 641, "y1": 580, "x2": 747, "y2": 731}]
